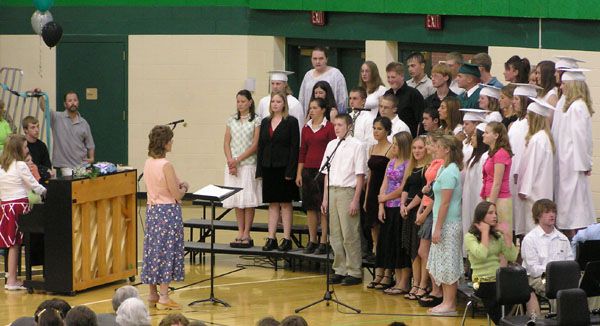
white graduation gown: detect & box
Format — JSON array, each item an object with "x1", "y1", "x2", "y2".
[
  {"x1": 551, "y1": 95, "x2": 566, "y2": 197},
  {"x1": 516, "y1": 131, "x2": 554, "y2": 235},
  {"x1": 485, "y1": 111, "x2": 503, "y2": 123},
  {"x1": 508, "y1": 117, "x2": 528, "y2": 231},
  {"x1": 461, "y1": 152, "x2": 487, "y2": 256},
  {"x1": 257, "y1": 94, "x2": 304, "y2": 137},
  {"x1": 555, "y1": 99, "x2": 595, "y2": 230}
]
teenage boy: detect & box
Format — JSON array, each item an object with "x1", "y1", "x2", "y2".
[
  {"x1": 321, "y1": 114, "x2": 367, "y2": 286},
  {"x1": 22, "y1": 115, "x2": 52, "y2": 181}
]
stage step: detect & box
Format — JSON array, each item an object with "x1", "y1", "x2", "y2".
[{"x1": 184, "y1": 219, "x2": 316, "y2": 234}]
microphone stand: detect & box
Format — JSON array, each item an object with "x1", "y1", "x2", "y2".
[{"x1": 295, "y1": 131, "x2": 361, "y2": 314}]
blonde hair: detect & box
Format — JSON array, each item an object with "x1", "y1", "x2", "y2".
[
  {"x1": 563, "y1": 80, "x2": 594, "y2": 116},
  {"x1": 392, "y1": 131, "x2": 413, "y2": 162},
  {"x1": 526, "y1": 111, "x2": 555, "y2": 153},
  {"x1": 402, "y1": 136, "x2": 432, "y2": 185},
  {"x1": 487, "y1": 121, "x2": 513, "y2": 157},
  {"x1": 437, "y1": 134, "x2": 464, "y2": 170},
  {"x1": 0, "y1": 134, "x2": 26, "y2": 171},
  {"x1": 486, "y1": 96, "x2": 500, "y2": 112},
  {"x1": 269, "y1": 91, "x2": 289, "y2": 119}
]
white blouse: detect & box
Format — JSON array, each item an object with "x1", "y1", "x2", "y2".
[{"x1": 0, "y1": 161, "x2": 46, "y2": 201}]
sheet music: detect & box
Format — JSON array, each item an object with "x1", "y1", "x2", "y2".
[{"x1": 193, "y1": 184, "x2": 235, "y2": 198}]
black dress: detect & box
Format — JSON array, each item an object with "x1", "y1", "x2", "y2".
[
  {"x1": 400, "y1": 166, "x2": 426, "y2": 261},
  {"x1": 365, "y1": 153, "x2": 390, "y2": 227}
]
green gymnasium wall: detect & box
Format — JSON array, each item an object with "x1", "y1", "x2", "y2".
[{"x1": 1, "y1": 4, "x2": 600, "y2": 51}]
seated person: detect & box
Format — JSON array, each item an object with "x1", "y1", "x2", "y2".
[
  {"x1": 96, "y1": 285, "x2": 139, "y2": 326},
  {"x1": 159, "y1": 313, "x2": 189, "y2": 326},
  {"x1": 465, "y1": 201, "x2": 539, "y2": 324},
  {"x1": 116, "y1": 297, "x2": 150, "y2": 326},
  {"x1": 64, "y1": 305, "x2": 98, "y2": 326},
  {"x1": 521, "y1": 199, "x2": 573, "y2": 301}
]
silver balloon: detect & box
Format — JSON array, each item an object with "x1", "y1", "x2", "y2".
[{"x1": 31, "y1": 10, "x2": 53, "y2": 35}]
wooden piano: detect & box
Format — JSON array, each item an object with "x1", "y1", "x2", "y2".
[{"x1": 20, "y1": 171, "x2": 138, "y2": 295}]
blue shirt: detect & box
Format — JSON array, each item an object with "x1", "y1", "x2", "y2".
[
  {"x1": 487, "y1": 77, "x2": 504, "y2": 88},
  {"x1": 432, "y1": 162, "x2": 462, "y2": 224}
]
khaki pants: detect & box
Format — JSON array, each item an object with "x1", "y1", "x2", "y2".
[{"x1": 329, "y1": 187, "x2": 362, "y2": 278}]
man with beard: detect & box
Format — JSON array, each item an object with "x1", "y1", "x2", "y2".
[{"x1": 40, "y1": 91, "x2": 95, "y2": 176}]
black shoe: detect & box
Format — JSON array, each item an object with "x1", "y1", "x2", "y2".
[
  {"x1": 363, "y1": 252, "x2": 376, "y2": 263},
  {"x1": 341, "y1": 276, "x2": 362, "y2": 286},
  {"x1": 262, "y1": 238, "x2": 277, "y2": 251},
  {"x1": 277, "y1": 238, "x2": 292, "y2": 252},
  {"x1": 303, "y1": 241, "x2": 318, "y2": 254},
  {"x1": 328, "y1": 274, "x2": 345, "y2": 284},
  {"x1": 315, "y1": 243, "x2": 327, "y2": 255}
]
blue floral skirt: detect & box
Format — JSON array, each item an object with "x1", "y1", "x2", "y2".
[{"x1": 141, "y1": 204, "x2": 184, "y2": 284}]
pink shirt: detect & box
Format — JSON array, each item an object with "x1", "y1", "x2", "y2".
[
  {"x1": 481, "y1": 148, "x2": 512, "y2": 199},
  {"x1": 422, "y1": 159, "x2": 444, "y2": 207},
  {"x1": 144, "y1": 158, "x2": 179, "y2": 205}
]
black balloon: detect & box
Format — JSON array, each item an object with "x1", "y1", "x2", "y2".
[{"x1": 41, "y1": 21, "x2": 62, "y2": 48}]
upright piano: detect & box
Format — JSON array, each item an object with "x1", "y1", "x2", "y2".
[{"x1": 20, "y1": 171, "x2": 138, "y2": 295}]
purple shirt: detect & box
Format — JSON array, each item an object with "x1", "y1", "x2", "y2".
[{"x1": 384, "y1": 159, "x2": 408, "y2": 208}]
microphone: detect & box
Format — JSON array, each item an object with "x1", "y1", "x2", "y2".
[
  {"x1": 349, "y1": 107, "x2": 371, "y2": 113},
  {"x1": 166, "y1": 119, "x2": 185, "y2": 126}
]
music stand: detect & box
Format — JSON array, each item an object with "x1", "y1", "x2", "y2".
[
  {"x1": 579, "y1": 260, "x2": 600, "y2": 297},
  {"x1": 189, "y1": 185, "x2": 241, "y2": 307}
]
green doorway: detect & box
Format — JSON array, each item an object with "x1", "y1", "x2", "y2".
[{"x1": 56, "y1": 35, "x2": 128, "y2": 165}]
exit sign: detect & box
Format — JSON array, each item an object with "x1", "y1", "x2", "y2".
[
  {"x1": 311, "y1": 11, "x2": 326, "y2": 26},
  {"x1": 425, "y1": 15, "x2": 443, "y2": 30}
]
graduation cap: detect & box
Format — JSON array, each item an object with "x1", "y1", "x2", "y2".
[
  {"x1": 458, "y1": 63, "x2": 481, "y2": 78},
  {"x1": 527, "y1": 97, "x2": 556, "y2": 117},
  {"x1": 479, "y1": 84, "x2": 501, "y2": 99},
  {"x1": 561, "y1": 68, "x2": 590, "y2": 82},
  {"x1": 476, "y1": 122, "x2": 488, "y2": 132},
  {"x1": 268, "y1": 70, "x2": 294, "y2": 82},
  {"x1": 460, "y1": 108, "x2": 487, "y2": 122},
  {"x1": 511, "y1": 83, "x2": 541, "y2": 98},
  {"x1": 555, "y1": 56, "x2": 585, "y2": 70}
]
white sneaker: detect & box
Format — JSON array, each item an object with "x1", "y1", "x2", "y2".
[{"x1": 4, "y1": 284, "x2": 27, "y2": 291}]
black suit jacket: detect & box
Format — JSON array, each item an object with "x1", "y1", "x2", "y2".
[
  {"x1": 385, "y1": 84, "x2": 425, "y2": 137},
  {"x1": 256, "y1": 115, "x2": 299, "y2": 179}
]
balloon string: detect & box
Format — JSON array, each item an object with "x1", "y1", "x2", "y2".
[{"x1": 38, "y1": 36, "x2": 43, "y2": 78}]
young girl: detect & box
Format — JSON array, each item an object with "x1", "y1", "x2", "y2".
[
  {"x1": 223, "y1": 90, "x2": 262, "y2": 248},
  {"x1": 438, "y1": 97, "x2": 464, "y2": 141},
  {"x1": 375, "y1": 131, "x2": 412, "y2": 294},
  {"x1": 427, "y1": 135, "x2": 464, "y2": 315},
  {"x1": 461, "y1": 123, "x2": 489, "y2": 255},
  {"x1": 0, "y1": 135, "x2": 46, "y2": 290},
  {"x1": 359, "y1": 61, "x2": 387, "y2": 113},
  {"x1": 310, "y1": 81, "x2": 338, "y2": 121},
  {"x1": 296, "y1": 98, "x2": 336, "y2": 254},
  {"x1": 465, "y1": 201, "x2": 538, "y2": 324},
  {"x1": 516, "y1": 98, "x2": 555, "y2": 236},
  {"x1": 478, "y1": 84, "x2": 503, "y2": 123},
  {"x1": 499, "y1": 85, "x2": 517, "y2": 129},
  {"x1": 554, "y1": 69, "x2": 595, "y2": 236},
  {"x1": 481, "y1": 122, "x2": 513, "y2": 231},
  {"x1": 364, "y1": 117, "x2": 393, "y2": 286},
  {"x1": 503, "y1": 55, "x2": 531, "y2": 84},
  {"x1": 535, "y1": 61, "x2": 559, "y2": 107}
]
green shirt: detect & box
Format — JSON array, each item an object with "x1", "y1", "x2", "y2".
[
  {"x1": 0, "y1": 119, "x2": 12, "y2": 149},
  {"x1": 465, "y1": 232, "x2": 518, "y2": 282}
]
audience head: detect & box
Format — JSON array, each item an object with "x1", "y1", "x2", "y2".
[
  {"x1": 504, "y1": 55, "x2": 531, "y2": 83},
  {"x1": 359, "y1": 61, "x2": 384, "y2": 93},
  {"x1": 471, "y1": 52, "x2": 493, "y2": 74},
  {"x1": 280, "y1": 315, "x2": 308, "y2": 326},
  {"x1": 111, "y1": 285, "x2": 140, "y2": 312},
  {"x1": 63, "y1": 91, "x2": 79, "y2": 112},
  {"x1": 392, "y1": 131, "x2": 413, "y2": 162},
  {"x1": 431, "y1": 63, "x2": 452, "y2": 88},
  {"x1": 469, "y1": 201, "x2": 500, "y2": 240},
  {"x1": 422, "y1": 107, "x2": 440, "y2": 132},
  {"x1": 1, "y1": 134, "x2": 28, "y2": 171},
  {"x1": 159, "y1": 313, "x2": 190, "y2": 326},
  {"x1": 435, "y1": 134, "x2": 463, "y2": 170},
  {"x1": 311, "y1": 46, "x2": 328, "y2": 72},
  {"x1": 438, "y1": 97, "x2": 462, "y2": 132},
  {"x1": 378, "y1": 94, "x2": 398, "y2": 119},
  {"x1": 407, "y1": 52, "x2": 427, "y2": 79},
  {"x1": 385, "y1": 62, "x2": 405, "y2": 90},
  {"x1": 269, "y1": 91, "x2": 290, "y2": 119},
  {"x1": 388, "y1": 323, "x2": 408, "y2": 326},
  {"x1": 36, "y1": 308, "x2": 64, "y2": 326},
  {"x1": 188, "y1": 321, "x2": 207, "y2": 326},
  {"x1": 483, "y1": 121, "x2": 512, "y2": 156},
  {"x1": 257, "y1": 316, "x2": 280, "y2": 326},
  {"x1": 348, "y1": 86, "x2": 367, "y2": 109},
  {"x1": 532, "y1": 199, "x2": 557, "y2": 226},
  {"x1": 311, "y1": 81, "x2": 336, "y2": 110},
  {"x1": 64, "y1": 305, "x2": 97, "y2": 326},
  {"x1": 236, "y1": 89, "x2": 256, "y2": 121},
  {"x1": 147, "y1": 125, "x2": 174, "y2": 159},
  {"x1": 373, "y1": 116, "x2": 393, "y2": 139},
  {"x1": 115, "y1": 297, "x2": 151, "y2": 326},
  {"x1": 445, "y1": 52, "x2": 464, "y2": 76},
  {"x1": 333, "y1": 113, "x2": 352, "y2": 139},
  {"x1": 34, "y1": 299, "x2": 71, "y2": 323},
  {"x1": 22, "y1": 116, "x2": 41, "y2": 139}
]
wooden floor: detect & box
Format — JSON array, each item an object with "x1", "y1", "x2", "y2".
[{"x1": 0, "y1": 203, "x2": 490, "y2": 326}]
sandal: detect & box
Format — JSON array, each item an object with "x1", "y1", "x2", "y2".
[
  {"x1": 367, "y1": 274, "x2": 383, "y2": 289},
  {"x1": 384, "y1": 287, "x2": 410, "y2": 295},
  {"x1": 403, "y1": 286, "x2": 420, "y2": 300},
  {"x1": 418, "y1": 294, "x2": 443, "y2": 307},
  {"x1": 374, "y1": 276, "x2": 393, "y2": 290},
  {"x1": 229, "y1": 238, "x2": 243, "y2": 248},
  {"x1": 239, "y1": 238, "x2": 254, "y2": 248}
]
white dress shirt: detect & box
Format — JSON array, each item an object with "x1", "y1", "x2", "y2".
[
  {"x1": 0, "y1": 161, "x2": 46, "y2": 201},
  {"x1": 320, "y1": 136, "x2": 366, "y2": 188},
  {"x1": 521, "y1": 225, "x2": 574, "y2": 278},
  {"x1": 388, "y1": 116, "x2": 411, "y2": 142}
]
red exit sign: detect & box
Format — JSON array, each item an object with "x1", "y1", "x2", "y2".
[
  {"x1": 425, "y1": 15, "x2": 443, "y2": 30},
  {"x1": 311, "y1": 11, "x2": 326, "y2": 26}
]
